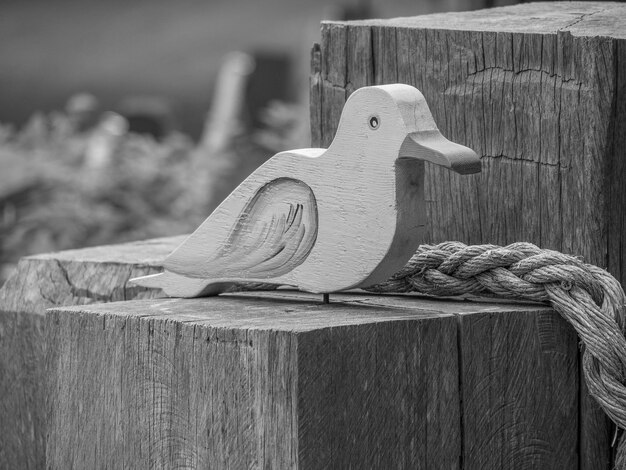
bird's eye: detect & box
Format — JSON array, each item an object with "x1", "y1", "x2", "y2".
[{"x1": 368, "y1": 115, "x2": 380, "y2": 130}]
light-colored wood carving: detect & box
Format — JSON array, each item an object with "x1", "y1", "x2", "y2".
[{"x1": 131, "y1": 84, "x2": 480, "y2": 297}]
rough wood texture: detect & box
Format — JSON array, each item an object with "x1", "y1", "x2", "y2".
[
  {"x1": 310, "y1": 3, "x2": 625, "y2": 467},
  {"x1": 311, "y1": 1, "x2": 626, "y2": 269},
  {"x1": 459, "y1": 306, "x2": 578, "y2": 469},
  {"x1": 0, "y1": 236, "x2": 184, "y2": 470},
  {"x1": 132, "y1": 84, "x2": 480, "y2": 298},
  {"x1": 46, "y1": 291, "x2": 578, "y2": 469}
]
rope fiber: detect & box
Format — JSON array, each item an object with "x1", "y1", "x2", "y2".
[{"x1": 366, "y1": 242, "x2": 626, "y2": 468}]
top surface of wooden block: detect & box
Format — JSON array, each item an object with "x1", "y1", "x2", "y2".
[
  {"x1": 0, "y1": 236, "x2": 187, "y2": 314},
  {"x1": 329, "y1": 1, "x2": 626, "y2": 38},
  {"x1": 29, "y1": 235, "x2": 186, "y2": 264},
  {"x1": 52, "y1": 291, "x2": 551, "y2": 332}
]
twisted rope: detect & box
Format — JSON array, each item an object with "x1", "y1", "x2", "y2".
[{"x1": 367, "y1": 242, "x2": 626, "y2": 467}]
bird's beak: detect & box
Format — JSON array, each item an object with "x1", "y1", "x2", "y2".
[{"x1": 399, "y1": 130, "x2": 481, "y2": 174}]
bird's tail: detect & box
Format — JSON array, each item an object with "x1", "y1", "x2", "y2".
[{"x1": 129, "y1": 271, "x2": 230, "y2": 298}]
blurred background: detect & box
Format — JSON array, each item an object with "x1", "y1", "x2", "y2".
[{"x1": 0, "y1": 0, "x2": 518, "y2": 285}]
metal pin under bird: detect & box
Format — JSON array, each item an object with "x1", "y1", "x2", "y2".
[{"x1": 131, "y1": 84, "x2": 481, "y2": 297}]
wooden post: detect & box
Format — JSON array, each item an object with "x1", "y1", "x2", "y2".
[
  {"x1": 46, "y1": 291, "x2": 578, "y2": 469},
  {"x1": 311, "y1": 1, "x2": 626, "y2": 274},
  {"x1": 310, "y1": 3, "x2": 626, "y2": 467},
  {"x1": 0, "y1": 236, "x2": 183, "y2": 469}
]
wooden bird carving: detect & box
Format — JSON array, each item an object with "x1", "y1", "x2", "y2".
[{"x1": 131, "y1": 84, "x2": 480, "y2": 297}]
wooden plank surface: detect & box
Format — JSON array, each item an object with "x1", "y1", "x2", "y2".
[
  {"x1": 311, "y1": 4, "x2": 624, "y2": 467},
  {"x1": 45, "y1": 291, "x2": 578, "y2": 469},
  {"x1": 0, "y1": 235, "x2": 184, "y2": 470},
  {"x1": 459, "y1": 306, "x2": 578, "y2": 469}
]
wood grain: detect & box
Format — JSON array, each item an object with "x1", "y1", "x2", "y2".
[
  {"x1": 0, "y1": 235, "x2": 183, "y2": 470},
  {"x1": 458, "y1": 306, "x2": 579, "y2": 469},
  {"x1": 312, "y1": 4, "x2": 625, "y2": 467},
  {"x1": 132, "y1": 84, "x2": 479, "y2": 297},
  {"x1": 45, "y1": 291, "x2": 579, "y2": 469}
]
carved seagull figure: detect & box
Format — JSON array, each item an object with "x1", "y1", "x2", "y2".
[{"x1": 131, "y1": 84, "x2": 480, "y2": 297}]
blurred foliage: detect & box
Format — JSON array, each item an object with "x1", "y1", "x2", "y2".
[
  {"x1": 0, "y1": 110, "x2": 203, "y2": 283},
  {"x1": 0, "y1": 97, "x2": 307, "y2": 285},
  {"x1": 253, "y1": 100, "x2": 309, "y2": 153}
]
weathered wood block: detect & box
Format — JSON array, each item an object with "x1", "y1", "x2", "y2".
[
  {"x1": 0, "y1": 236, "x2": 184, "y2": 469},
  {"x1": 310, "y1": 4, "x2": 625, "y2": 467},
  {"x1": 46, "y1": 292, "x2": 578, "y2": 469},
  {"x1": 311, "y1": 1, "x2": 626, "y2": 276}
]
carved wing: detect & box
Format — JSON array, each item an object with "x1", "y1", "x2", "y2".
[{"x1": 167, "y1": 177, "x2": 318, "y2": 280}]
